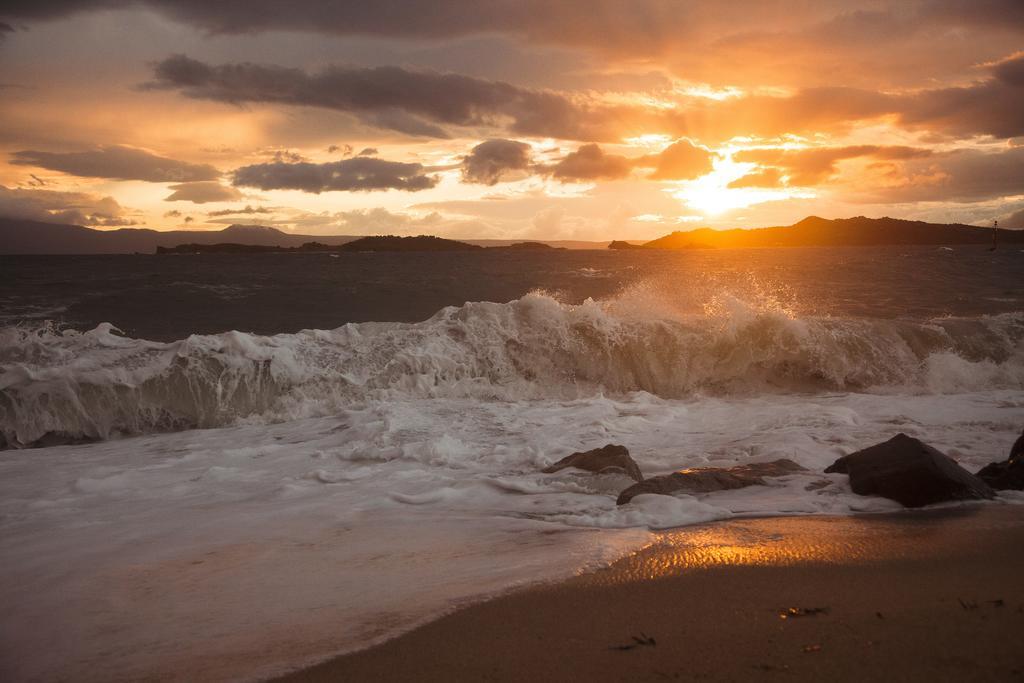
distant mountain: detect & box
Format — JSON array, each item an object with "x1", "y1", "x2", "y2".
[
  {"x1": 0, "y1": 218, "x2": 614, "y2": 254},
  {"x1": 4, "y1": 215, "x2": 1020, "y2": 255},
  {"x1": 0, "y1": 219, "x2": 358, "y2": 255},
  {"x1": 156, "y1": 237, "x2": 576, "y2": 254},
  {"x1": 626, "y1": 216, "x2": 1022, "y2": 250}
]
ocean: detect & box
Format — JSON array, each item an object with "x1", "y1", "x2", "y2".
[{"x1": 2, "y1": 245, "x2": 1023, "y2": 680}]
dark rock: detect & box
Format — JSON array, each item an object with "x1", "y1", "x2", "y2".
[
  {"x1": 1010, "y1": 429, "x2": 1024, "y2": 464},
  {"x1": 976, "y1": 460, "x2": 1024, "y2": 490},
  {"x1": 543, "y1": 444, "x2": 643, "y2": 482},
  {"x1": 615, "y1": 459, "x2": 805, "y2": 505},
  {"x1": 824, "y1": 433, "x2": 994, "y2": 507},
  {"x1": 975, "y1": 429, "x2": 1024, "y2": 490}
]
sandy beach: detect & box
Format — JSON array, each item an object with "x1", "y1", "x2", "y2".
[{"x1": 275, "y1": 504, "x2": 1024, "y2": 682}]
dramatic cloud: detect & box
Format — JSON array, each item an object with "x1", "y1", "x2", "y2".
[
  {"x1": 550, "y1": 144, "x2": 633, "y2": 181},
  {"x1": 231, "y1": 158, "x2": 439, "y2": 193},
  {"x1": 145, "y1": 55, "x2": 599, "y2": 140},
  {"x1": 0, "y1": 185, "x2": 133, "y2": 226},
  {"x1": 7, "y1": 2, "x2": 1023, "y2": 58},
  {"x1": 546, "y1": 140, "x2": 714, "y2": 183},
  {"x1": 10, "y1": 145, "x2": 220, "y2": 182},
  {"x1": 699, "y1": 55, "x2": 1024, "y2": 143},
  {"x1": 3, "y1": 1, "x2": 1024, "y2": 236},
  {"x1": 207, "y1": 205, "x2": 273, "y2": 217},
  {"x1": 164, "y1": 181, "x2": 243, "y2": 203},
  {"x1": 138, "y1": 46, "x2": 1024, "y2": 150},
  {"x1": 991, "y1": 52, "x2": 1024, "y2": 86},
  {"x1": 734, "y1": 146, "x2": 933, "y2": 186},
  {"x1": 893, "y1": 55, "x2": 1024, "y2": 140},
  {"x1": 325, "y1": 208, "x2": 443, "y2": 233},
  {"x1": 1001, "y1": 207, "x2": 1024, "y2": 228},
  {"x1": 635, "y1": 139, "x2": 714, "y2": 180},
  {"x1": 461, "y1": 139, "x2": 533, "y2": 185},
  {"x1": 850, "y1": 146, "x2": 1024, "y2": 203}
]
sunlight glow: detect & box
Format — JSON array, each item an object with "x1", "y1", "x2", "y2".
[
  {"x1": 624, "y1": 134, "x2": 674, "y2": 150},
  {"x1": 674, "y1": 83, "x2": 745, "y2": 101},
  {"x1": 669, "y1": 148, "x2": 815, "y2": 216}
]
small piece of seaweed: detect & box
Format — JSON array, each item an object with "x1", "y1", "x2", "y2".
[
  {"x1": 779, "y1": 606, "x2": 831, "y2": 619},
  {"x1": 610, "y1": 632, "x2": 657, "y2": 651}
]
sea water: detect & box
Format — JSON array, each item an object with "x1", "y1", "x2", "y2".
[{"x1": 1, "y1": 246, "x2": 1022, "y2": 680}]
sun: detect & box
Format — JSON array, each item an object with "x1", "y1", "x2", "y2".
[{"x1": 668, "y1": 150, "x2": 814, "y2": 217}]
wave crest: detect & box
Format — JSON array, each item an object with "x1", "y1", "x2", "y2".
[{"x1": 2, "y1": 291, "x2": 1022, "y2": 447}]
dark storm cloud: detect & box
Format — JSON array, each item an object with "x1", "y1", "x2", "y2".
[
  {"x1": 231, "y1": 158, "x2": 438, "y2": 193},
  {"x1": 164, "y1": 181, "x2": 243, "y2": 203},
  {"x1": 5, "y1": 1, "x2": 1023, "y2": 48},
  {"x1": 0, "y1": 185, "x2": 133, "y2": 226},
  {"x1": 10, "y1": 145, "x2": 220, "y2": 182},
  {"x1": 461, "y1": 139, "x2": 532, "y2": 185},
  {"x1": 145, "y1": 55, "x2": 598, "y2": 141},
  {"x1": 991, "y1": 52, "x2": 1024, "y2": 86},
  {"x1": 0, "y1": 1, "x2": 664, "y2": 43}
]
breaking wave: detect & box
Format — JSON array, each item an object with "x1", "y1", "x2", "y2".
[{"x1": 2, "y1": 289, "x2": 1023, "y2": 447}]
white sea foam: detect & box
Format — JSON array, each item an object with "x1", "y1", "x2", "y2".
[
  {"x1": 1, "y1": 291, "x2": 1022, "y2": 447},
  {"x1": 1, "y1": 388, "x2": 1022, "y2": 681}
]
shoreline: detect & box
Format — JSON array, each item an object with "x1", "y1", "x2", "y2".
[{"x1": 273, "y1": 504, "x2": 1024, "y2": 682}]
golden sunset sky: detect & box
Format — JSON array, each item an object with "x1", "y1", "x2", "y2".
[{"x1": 1, "y1": 1, "x2": 1023, "y2": 240}]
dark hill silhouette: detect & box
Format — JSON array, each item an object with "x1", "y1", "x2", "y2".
[
  {"x1": 3, "y1": 215, "x2": 1022, "y2": 255},
  {"x1": 156, "y1": 235, "x2": 483, "y2": 254},
  {"x1": 0, "y1": 218, "x2": 358, "y2": 254},
  {"x1": 490, "y1": 241, "x2": 565, "y2": 250},
  {"x1": 339, "y1": 235, "x2": 482, "y2": 251},
  {"x1": 632, "y1": 216, "x2": 1024, "y2": 249},
  {"x1": 0, "y1": 218, "x2": 615, "y2": 253}
]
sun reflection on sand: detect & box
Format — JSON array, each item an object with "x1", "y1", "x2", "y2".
[{"x1": 583, "y1": 509, "x2": 995, "y2": 586}]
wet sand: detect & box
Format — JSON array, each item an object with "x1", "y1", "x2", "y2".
[{"x1": 274, "y1": 504, "x2": 1024, "y2": 682}]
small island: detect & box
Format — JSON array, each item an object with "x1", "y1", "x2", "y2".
[
  {"x1": 156, "y1": 235, "x2": 484, "y2": 254},
  {"x1": 607, "y1": 240, "x2": 646, "y2": 250},
  {"x1": 489, "y1": 241, "x2": 565, "y2": 250},
  {"x1": 155, "y1": 235, "x2": 569, "y2": 254}
]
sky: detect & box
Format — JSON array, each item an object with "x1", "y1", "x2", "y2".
[{"x1": 0, "y1": 0, "x2": 1023, "y2": 240}]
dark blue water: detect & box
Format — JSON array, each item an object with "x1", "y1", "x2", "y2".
[{"x1": 1, "y1": 246, "x2": 1021, "y2": 341}]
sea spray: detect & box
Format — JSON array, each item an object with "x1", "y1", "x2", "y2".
[{"x1": 2, "y1": 290, "x2": 1023, "y2": 447}]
